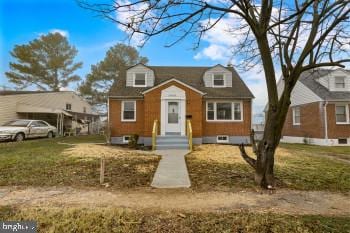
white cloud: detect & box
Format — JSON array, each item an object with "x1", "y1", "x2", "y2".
[
  {"x1": 59, "y1": 86, "x2": 71, "y2": 91},
  {"x1": 49, "y1": 29, "x2": 69, "y2": 38},
  {"x1": 194, "y1": 44, "x2": 232, "y2": 61},
  {"x1": 114, "y1": 0, "x2": 152, "y2": 46}
]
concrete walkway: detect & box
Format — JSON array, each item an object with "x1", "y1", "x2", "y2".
[{"x1": 151, "y1": 150, "x2": 191, "y2": 188}]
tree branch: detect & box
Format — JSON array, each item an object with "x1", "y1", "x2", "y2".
[{"x1": 238, "y1": 143, "x2": 257, "y2": 169}]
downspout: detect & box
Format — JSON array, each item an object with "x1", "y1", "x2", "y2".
[
  {"x1": 107, "y1": 97, "x2": 110, "y2": 144},
  {"x1": 323, "y1": 101, "x2": 328, "y2": 145}
]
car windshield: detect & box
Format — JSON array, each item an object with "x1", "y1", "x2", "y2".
[{"x1": 2, "y1": 120, "x2": 31, "y2": 127}]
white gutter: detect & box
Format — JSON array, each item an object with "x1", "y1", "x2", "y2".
[{"x1": 323, "y1": 101, "x2": 328, "y2": 142}]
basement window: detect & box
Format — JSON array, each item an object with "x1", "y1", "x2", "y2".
[
  {"x1": 217, "y1": 135, "x2": 229, "y2": 143},
  {"x1": 338, "y1": 138, "x2": 348, "y2": 145},
  {"x1": 123, "y1": 135, "x2": 130, "y2": 143}
]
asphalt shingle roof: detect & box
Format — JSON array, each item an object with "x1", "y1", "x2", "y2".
[
  {"x1": 299, "y1": 69, "x2": 350, "y2": 100},
  {"x1": 109, "y1": 65, "x2": 254, "y2": 99},
  {"x1": 0, "y1": 90, "x2": 73, "y2": 96}
]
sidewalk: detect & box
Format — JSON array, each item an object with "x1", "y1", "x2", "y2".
[{"x1": 151, "y1": 150, "x2": 191, "y2": 188}]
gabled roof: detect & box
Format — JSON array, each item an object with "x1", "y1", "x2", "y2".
[
  {"x1": 299, "y1": 69, "x2": 350, "y2": 101},
  {"x1": 141, "y1": 78, "x2": 206, "y2": 95},
  {"x1": 109, "y1": 65, "x2": 254, "y2": 99}
]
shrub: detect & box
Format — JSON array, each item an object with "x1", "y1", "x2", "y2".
[{"x1": 128, "y1": 134, "x2": 139, "y2": 148}]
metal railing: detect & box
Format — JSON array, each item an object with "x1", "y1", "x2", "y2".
[
  {"x1": 186, "y1": 120, "x2": 193, "y2": 151},
  {"x1": 152, "y1": 119, "x2": 158, "y2": 150}
]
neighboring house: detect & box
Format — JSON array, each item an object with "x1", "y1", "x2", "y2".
[
  {"x1": 108, "y1": 64, "x2": 254, "y2": 149},
  {"x1": 277, "y1": 69, "x2": 350, "y2": 146},
  {"x1": 0, "y1": 91, "x2": 100, "y2": 135}
]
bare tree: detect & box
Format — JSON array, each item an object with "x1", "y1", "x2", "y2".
[{"x1": 79, "y1": 0, "x2": 350, "y2": 188}]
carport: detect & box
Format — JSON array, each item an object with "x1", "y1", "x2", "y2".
[{"x1": 16, "y1": 103, "x2": 72, "y2": 136}]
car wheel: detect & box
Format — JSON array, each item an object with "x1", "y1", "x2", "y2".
[
  {"x1": 47, "y1": 131, "x2": 53, "y2": 138},
  {"x1": 14, "y1": 133, "x2": 25, "y2": 142}
]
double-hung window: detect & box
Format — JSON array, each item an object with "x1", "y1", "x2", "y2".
[
  {"x1": 335, "y1": 104, "x2": 349, "y2": 124},
  {"x1": 292, "y1": 107, "x2": 301, "y2": 125},
  {"x1": 66, "y1": 103, "x2": 72, "y2": 110},
  {"x1": 134, "y1": 73, "x2": 146, "y2": 87},
  {"x1": 207, "y1": 102, "x2": 242, "y2": 121},
  {"x1": 335, "y1": 77, "x2": 345, "y2": 89},
  {"x1": 122, "y1": 101, "x2": 136, "y2": 121},
  {"x1": 213, "y1": 74, "x2": 225, "y2": 87}
]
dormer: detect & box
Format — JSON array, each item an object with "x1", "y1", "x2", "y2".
[
  {"x1": 317, "y1": 69, "x2": 350, "y2": 92},
  {"x1": 203, "y1": 65, "x2": 232, "y2": 88},
  {"x1": 126, "y1": 64, "x2": 155, "y2": 87}
]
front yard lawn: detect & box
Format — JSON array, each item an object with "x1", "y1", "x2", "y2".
[
  {"x1": 1, "y1": 206, "x2": 349, "y2": 233},
  {"x1": 186, "y1": 144, "x2": 350, "y2": 192},
  {"x1": 0, "y1": 136, "x2": 160, "y2": 189}
]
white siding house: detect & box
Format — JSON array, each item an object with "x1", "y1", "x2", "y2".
[{"x1": 0, "y1": 91, "x2": 99, "y2": 135}]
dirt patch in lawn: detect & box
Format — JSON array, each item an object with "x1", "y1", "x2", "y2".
[
  {"x1": 1, "y1": 186, "x2": 349, "y2": 216},
  {"x1": 63, "y1": 144, "x2": 153, "y2": 159}
]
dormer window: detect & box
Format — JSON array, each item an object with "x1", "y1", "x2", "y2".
[
  {"x1": 213, "y1": 74, "x2": 225, "y2": 87},
  {"x1": 134, "y1": 73, "x2": 146, "y2": 87},
  {"x1": 335, "y1": 76, "x2": 345, "y2": 89}
]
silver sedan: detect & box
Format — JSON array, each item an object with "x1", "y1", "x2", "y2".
[{"x1": 0, "y1": 119, "x2": 57, "y2": 142}]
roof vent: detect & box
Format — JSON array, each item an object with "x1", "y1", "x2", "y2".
[{"x1": 227, "y1": 62, "x2": 233, "y2": 67}]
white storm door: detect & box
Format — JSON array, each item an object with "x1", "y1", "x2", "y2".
[{"x1": 165, "y1": 101, "x2": 181, "y2": 133}]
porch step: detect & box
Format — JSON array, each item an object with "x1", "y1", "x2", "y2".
[
  {"x1": 156, "y1": 144, "x2": 189, "y2": 150},
  {"x1": 157, "y1": 136, "x2": 188, "y2": 144},
  {"x1": 156, "y1": 135, "x2": 189, "y2": 150}
]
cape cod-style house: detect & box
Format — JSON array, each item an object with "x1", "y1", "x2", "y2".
[{"x1": 108, "y1": 64, "x2": 254, "y2": 149}]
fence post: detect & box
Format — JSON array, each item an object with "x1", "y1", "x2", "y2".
[{"x1": 100, "y1": 155, "x2": 105, "y2": 184}]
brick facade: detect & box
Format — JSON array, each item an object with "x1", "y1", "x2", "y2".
[
  {"x1": 109, "y1": 99, "x2": 144, "y2": 136},
  {"x1": 282, "y1": 102, "x2": 325, "y2": 138},
  {"x1": 282, "y1": 102, "x2": 350, "y2": 139},
  {"x1": 109, "y1": 81, "x2": 252, "y2": 140},
  {"x1": 326, "y1": 103, "x2": 350, "y2": 138}
]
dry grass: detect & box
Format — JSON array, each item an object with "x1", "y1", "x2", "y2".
[
  {"x1": 1, "y1": 206, "x2": 349, "y2": 233},
  {"x1": 63, "y1": 144, "x2": 153, "y2": 159},
  {"x1": 186, "y1": 144, "x2": 350, "y2": 192},
  {"x1": 0, "y1": 138, "x2": 160, "y2": 189}
]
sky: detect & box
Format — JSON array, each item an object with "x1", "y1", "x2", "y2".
[{"x1": 1, "y1": 0, "x2": 269, "y2": 122}]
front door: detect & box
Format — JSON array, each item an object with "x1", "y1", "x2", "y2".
[{"x1": 165, "y1": 101, "x2": 181, "y2": 134}]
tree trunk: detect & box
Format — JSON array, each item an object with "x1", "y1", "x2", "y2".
[{"x1": 240, "y1": 96, "x2": 291, "y2": 188}]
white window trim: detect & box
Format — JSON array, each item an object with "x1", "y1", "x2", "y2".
[
  {"x1": 133, "y1": 73, "x2": 147, "y2": 87},
  {"x1": 335, "y1": 104, "x2": 350, "y2": 125},
  {"x1": 217, "y1": 135, "x2": 229, "y2": 143},
  {"x1": 123, "y1": 135, "x2": 130, "y2": 143},
  {"x1": 206, "y1": 101, "x2": 243, "y2": 122},
  {"x1": 66, "y1": 103, "x2": 72, "y2": 111},
  {"x1": 334, "y1": 76, "x2": 346, "y2": 90},
  {"x1": 121, "y1": 100, "x2": 136, "y2": 122},
  {"x1": 212, "y1": 73, "x2": 226, "y2": 88},
  {"x1": 292, "y1": 107, "x2": 301, "y2": 126}
]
